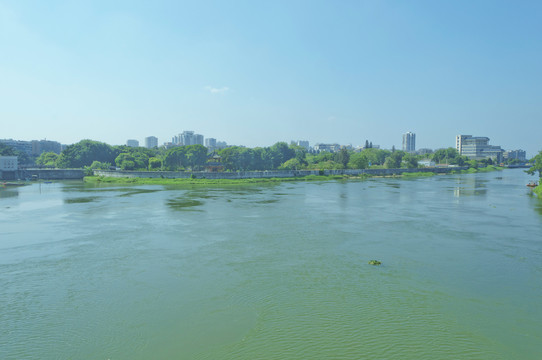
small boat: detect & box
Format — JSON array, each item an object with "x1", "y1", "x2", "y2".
[
  {"x1": 527, "y1": 181, "x2": 539, "y2": 188},
  {"x1": 2, "y1": 182, "x2": 28, "y2": 187}
]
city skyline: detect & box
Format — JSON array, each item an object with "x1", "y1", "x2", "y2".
[{"x1": 1, "y1": 1, "x2": 541, "y2": 157}]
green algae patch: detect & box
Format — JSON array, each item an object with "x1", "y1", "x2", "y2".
[{"x1": 368, "y1": 260, "x2": 382, "y2": 265}]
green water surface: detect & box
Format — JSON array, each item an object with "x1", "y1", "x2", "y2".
[{"x1": 1, "y1": 170, "x2": 541, "y2": 359}]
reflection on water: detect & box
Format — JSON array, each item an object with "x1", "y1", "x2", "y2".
[
  {"x1": 0, "y1": 189, "x2": 18, "y2": 198},
  {"x1": 454, "y1": 176, "x2": 488, "y2": 197}
]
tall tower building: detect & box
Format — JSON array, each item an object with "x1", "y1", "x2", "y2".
[{"x1": 402, "y1": 132, "x2": 416, "y2": 153}]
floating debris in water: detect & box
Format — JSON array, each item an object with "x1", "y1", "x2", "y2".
[{"x1": 368, "y1": 260, "x2": 381, "y2": 265}]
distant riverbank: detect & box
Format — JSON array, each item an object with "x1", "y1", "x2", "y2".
[{"x1": 85, "y1": 166, "x2": 506, "y2": 185}]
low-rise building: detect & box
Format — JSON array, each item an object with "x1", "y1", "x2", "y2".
[
  {"x1": 418, "y1": 159, "x2": 436, "y2": 167},
  {"x1": 504, "y1": 149, "x2": 526, "y2": 161},
  {"x1": 313, "y1": 143, "x2": 341, "y2": 152},
  {"x1": 0, "y1": 156, "x2": 18, "y2": 171}
]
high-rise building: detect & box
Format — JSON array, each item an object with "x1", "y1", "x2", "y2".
[
  {"x1": 145, "y1": 136, "x2": 158, "y2": 148},
  {"x1": 126, "y1": 139, "x2": 139, "y2": 147},
  {"x1": 456, "y1": 135, "x2": 504, "y2": 161},
  {"x1": 176, "y1": 131, "x2": 204, "y2": 146},
  {"x1": 180, "y1": 131, "x2": 194, "y2": 145},
  {"x1": 205, "y1": 138, "x2": 217, "y2": 148},
  {"x1": 402, "y1": 132, "x2": 416, "y2": 153}
]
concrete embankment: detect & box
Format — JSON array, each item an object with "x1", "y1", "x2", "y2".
[
  {"x1": 6, "y1": 169, "x2": 86, "y2": 180},
  {"x1": 93, "y1": 167, "x2": 467, "y2": 179}
]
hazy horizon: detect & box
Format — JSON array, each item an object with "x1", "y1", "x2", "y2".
[{"x1": 1, "y1": 0, "x2": 541, "y2": 157}]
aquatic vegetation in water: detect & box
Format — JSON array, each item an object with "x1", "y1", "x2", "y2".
[
  {"x1": 368, "y1": 260, "x2": 382, "y2": 265},
  {"x1": 255, "y1": 199, "x2": 279, "y2": 204},
  {"x1": 64, "y1": 196, "x2": 100, "y2": 204},
  {"x1": 166, "y1": 198, "x2": 204, "y2": 211}
]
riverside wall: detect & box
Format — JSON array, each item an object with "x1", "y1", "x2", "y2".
[
  {"x1": 93, "y1": 167, "x2": 468, "y2": 179},
  {"x1": 12, "y1": 169, "x2": 85, "y2": 180}
]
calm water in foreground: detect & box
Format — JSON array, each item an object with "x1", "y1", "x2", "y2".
[{"x1": 1, "y1": 169, "x2": 541, "y2": 359}]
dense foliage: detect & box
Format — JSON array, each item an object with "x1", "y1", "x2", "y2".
[
  {"x1": 23, "y1": 139, "x2": 518, "y2": 173},
  {"x1": 526, "y1": 151, "x2": 542, "y2": 178},
  {"x1": 56, "y1": 140, "x2": 117, "y2": 168},
  {"x1": 35, "y1": 152, "x2": 59, "y2": 167}
]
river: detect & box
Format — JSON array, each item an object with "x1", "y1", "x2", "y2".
[{"x1": 1, "y1": 169, "x2": 541, "y2": 359}]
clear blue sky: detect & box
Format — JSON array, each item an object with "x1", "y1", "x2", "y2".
[{"x1": 1, "y1": 0, "x2": 541, "y2": 157}]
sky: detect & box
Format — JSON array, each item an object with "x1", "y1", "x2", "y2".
[{"x1": 1, "y1": 0, "x2": 541, "y2": 157}]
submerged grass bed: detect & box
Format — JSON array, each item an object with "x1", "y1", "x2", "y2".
[
  {"x1": 84, "y1": 167, "x2": 499, "y2": 186},
  {"x1": 83, "y1": 174, "x2": 371, "y2": 186}
]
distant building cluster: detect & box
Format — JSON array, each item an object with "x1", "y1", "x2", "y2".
[
  {"x1": 1, "y1": 130, "x2": 529, "y2": 164},
  {"x1": 0, "y1": 139, "x2": 62, "y2": 156}
]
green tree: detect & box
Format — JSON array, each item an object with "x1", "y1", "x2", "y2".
[
  {"x1": 384, "y1": 151, "x2": 404, "y2": 169},
  {"x1": 279, "y1": 158, "x2": 302, "y2": 170},
  {"x1": 526, "y1": 151, "x2": 542, "y2": 178},
  {"x1": 115, "y1": 153, "x2": 136, "y2": 170},
  {"x1": 362, "y1": 148, "x2": 389, "y2": 166},
  {"x1": 347, "y1": 152, "x2": 369, "y2": 169},
  {"x1": 36, "y1": 152, "x2": 59, "y2": 167},
  {"x1": 334, "y1": 149, "x2": 350, "y2": 168},
  {"x1": 148, "y1": 157, "x2": 162, "y2": 170},
  {"x1": 268, "y1": 142, "x2": 295, "y2": 169},
  {"x1": 56, "y1": 140, "x2": 116, "y2": 168},
  {"x1": 185, "y1": 144, "x2": 208, "y2": 170},
  {"x1": 432, "y1": 148, "x2": 459, "y2": 164},
  {"x1": 402, "y1": 153, "x2": 418, "y2": 169},
  {"x1": 164, "y1": 147, "x2": 187, "y2": 171},
  {"x1": 89, "y1": 161, "x2": 111, "y2": 170}
]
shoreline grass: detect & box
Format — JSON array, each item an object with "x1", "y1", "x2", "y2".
[
  {"x1": 84, "y1": 166, "x2": 504, "y2": 186},
  {"x1": 83, "y1": 174, "x2": 371, "y2": 186}
]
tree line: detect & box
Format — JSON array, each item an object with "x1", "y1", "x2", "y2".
[{"x1": 1, "y1": 139, "x2": 533, "y2": 173}]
